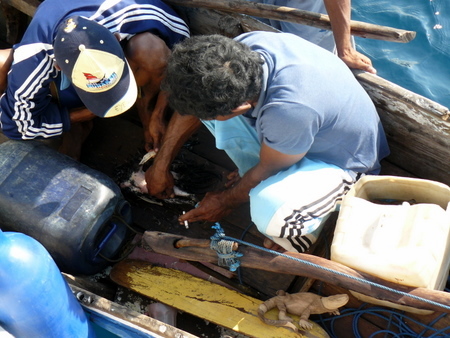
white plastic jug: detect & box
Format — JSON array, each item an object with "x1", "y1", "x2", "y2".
[{"x1": 331, "y1": 175, "x2": 450, "y2": 314}]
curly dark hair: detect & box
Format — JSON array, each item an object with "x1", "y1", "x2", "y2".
[{"x1": 161, "y1": 34, "x2": 264, "y2": 120}]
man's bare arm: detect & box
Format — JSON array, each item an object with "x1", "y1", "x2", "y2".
[
  {"x1": 126, "y1": 32, "x2": 172, "y2": 151},
  {"x1": 145, "y1": 112, "x2": 202, "y2": 199},
  {"x1": 324, "y1": 0, "x2": 376, "y2": 74},
  {"x1": 68, "y1": 107, "x2": 96, "y2": 124},
  {"x1": 0, "y1": 48, "x2": 13, "y2": 95},
  {"x1": 179, "y1": 142, "x2": 306, "y2": 223}
]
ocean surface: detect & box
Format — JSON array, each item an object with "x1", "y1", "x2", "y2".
[{"x1": 352, "y1": 0, "x2": 450, "y2": 109}]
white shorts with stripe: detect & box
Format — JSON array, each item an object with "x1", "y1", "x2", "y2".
[
  {"x1": 249, "y1": 158, "x2": 359, "y2": 252},
  {"x1": 202, "y1": 117, "x2": 360, "y2": 253}
]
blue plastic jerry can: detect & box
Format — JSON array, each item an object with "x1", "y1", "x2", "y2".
[
  {"x1": 0, "y1": 140, "x2": 132, "y2": 275},
  {"x1": 0, "y1": 230, "x2": 96, "y2": 338}
]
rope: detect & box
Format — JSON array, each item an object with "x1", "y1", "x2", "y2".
[
  {"x1": 317, "y1": 304, "x2": 450, "y2": 338},
  {"x1": 210, "y1": 223, "x2": 243, "y2": 271},
  {"x1": 210, "y1": 223, "x2": 450, "y2": 312}
]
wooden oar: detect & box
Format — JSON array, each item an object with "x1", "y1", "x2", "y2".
[
  {"x1": 165, "y1": 0, "x2": 416, "y2": 43},
  {"x1": 142, "y1": 231, "x2": 450, "y2": 313}
]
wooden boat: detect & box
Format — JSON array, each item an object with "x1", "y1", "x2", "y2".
[{"x1": 1, "y1": 0, "x2": 450, "y2": 337}]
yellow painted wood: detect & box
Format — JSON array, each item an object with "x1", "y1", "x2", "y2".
[{"x1": 111, "y1": 259, "x2": 329, "y2": 338}]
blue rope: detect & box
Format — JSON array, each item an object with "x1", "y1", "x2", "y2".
[
  {"x1": 210, "y1": 223, "x2": 450, "y2": 312},
  {"x1": 236, "y1": 222, "x2": 255, "y2": 285},
  {"x1": 210, "y1": 223, "x2": 450, "y2": 336},
  {"x1": 318, "y1": 306, "x2": 450, "y2": 337},
  {"x1": 210, "y1": 223, "x2": 243, "y2": 271}
]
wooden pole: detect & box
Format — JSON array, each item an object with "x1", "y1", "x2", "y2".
[
  {"x1": 3, "y1": 0, "x2": 40, "y2": 17},
  {"x1": 3, "y1": 0, "x2": 415, "y2": 43},
  {"x1": 166, "y1": 0, "x2": 416, "y2": 43},
  {"x1": 143, "y1": 231, "x2": 450, "y2": 313}
]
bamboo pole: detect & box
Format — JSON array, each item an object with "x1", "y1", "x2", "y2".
[
  {"x1": 3, "y1": 0, "x2": 416, "y2": 43},
  {"x1": 166, "y1": 0, "x2": 416, "y2": 43},
  {"x1": 143, "y1": 231, "x2": 450, "y2": 313}
]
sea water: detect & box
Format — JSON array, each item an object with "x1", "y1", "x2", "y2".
[
  {"x1": 352, "y1": 0, "x2": 450, "y2": 109},
  {"x1": 267, "y1": 1, "x2": 449, "y2": 109}
]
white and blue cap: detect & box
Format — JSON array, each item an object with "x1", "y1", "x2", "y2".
[{"x1": 54, "y1": 16, "x2": 137, "y2": 118}]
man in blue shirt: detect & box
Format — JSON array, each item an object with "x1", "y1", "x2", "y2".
[
  {"x1": 0, "y1": 0, "x2": 189, "y2": 158},
  {"x1": 146, "y1": 32, "x2": 389, "y2": 252}
]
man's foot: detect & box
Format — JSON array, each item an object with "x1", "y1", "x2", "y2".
[{"x1": 263, "y1": 238, "x2": 287, "y2": 253}]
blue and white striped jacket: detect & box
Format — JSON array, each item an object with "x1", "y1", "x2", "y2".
[{"x1": 0, "y1": 0, "x2": 190, "y2": 140}]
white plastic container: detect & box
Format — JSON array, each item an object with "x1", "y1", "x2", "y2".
[{"x1": 331, "y1": 175, "x2": 450, "y2": 313}]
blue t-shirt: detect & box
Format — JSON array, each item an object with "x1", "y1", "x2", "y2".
[
  {"x1": 0, "y1": 0, "x2": 189, "y2": 140},
  {"x1": 236, "y1": 31, "x2": 389, "y2": 174}
]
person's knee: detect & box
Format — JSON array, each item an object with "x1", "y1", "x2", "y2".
[{"x1": 250, "y1": 195, "x2": 331, "y2": 253}]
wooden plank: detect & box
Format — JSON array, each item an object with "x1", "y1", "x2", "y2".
[
  {"x1": 354, "y1": 71, "x2": 450, "y2": 186},
  {"x1": 142, "y1": 231, "x2": 450, "y2": 313},
  {"x1": 110, "y1": 259, "x2": 330, "y2": 337},
  {"x1": 167, "y1": 0, "x2": 416, "y2": 42}
]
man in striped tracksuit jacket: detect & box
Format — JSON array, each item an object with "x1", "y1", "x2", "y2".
[{"x1": 0, "y1": 0, "x2": 189, "y2": 155}]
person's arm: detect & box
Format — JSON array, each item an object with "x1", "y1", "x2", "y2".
[
  {"x1": 0, "y1": 45, "x2": 70, "y2": 140},
  {"x1": 126, "y1": 32, "x2": 172, "y2": 152},
  {"x1": 323, "y1": 0, "x2": 376, "y2": 74},
  {"x1": 68, "y1": 107, "x2": 96, "y2": 123},
  {"x1": 179, "y1": 142, "x2": 306, "y2": 224},
  {"x1": 0, "y1": 48, "x2": 13, "y2": 95},
  {"x1": 145, "y1": 112, "x2": 202, "y2": 199}
]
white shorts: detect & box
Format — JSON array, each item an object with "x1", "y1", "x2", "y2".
[{"x1": 203, "y1": 117, "x2": 360, "y2": 252}]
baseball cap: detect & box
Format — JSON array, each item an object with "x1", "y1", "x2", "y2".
[{"x1": 53, "y1": 16, "x2": 137, "y2": 118}]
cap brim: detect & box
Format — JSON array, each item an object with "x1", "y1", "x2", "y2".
[{"x1": 73, "y1": 61, "x2": 137, "y2": 118}]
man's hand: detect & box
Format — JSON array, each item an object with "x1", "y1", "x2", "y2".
[
  {"x1": 139, "y1": 101, "x2": 168, "y2": 153},
  {"x1": 136, "y1": 87, "x2": 169, "y2": 153},
  {"x1": 146, "y1": 114, "x2": 167, "y2": 152},
  {"x1": 179, "y1": 143, "x2": 307, "y2": 225},
  {"x1": 323, "y1": 0, "x2": 376, "y2": 74},
  {"x1": 225, "y1": 169, "x2": 241, "y2": 188},
  {"x1": 179, "y1": 191, "x2": 236, "y2": 224},
  {"x1": 145, "y1": 91, "x2": 171, "y2": 152},
  {"x1": 144, "y1": 113, "x2": 201, "y2": 199},
  {"x1": 145, "y1": 165, "x2": 175, "y2": 199},
  {"x1": 339, "y1": 48, "x2": 376, "y2": 74}
]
